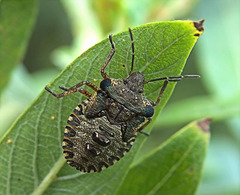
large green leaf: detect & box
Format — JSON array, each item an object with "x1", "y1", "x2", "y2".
[
  {"x1": 118, "y1": 118, "x2": 211, "y2": 195},
  {"x1": 0, "y1": 0, "x2": 38, "y2": 92},
  {"x1": 0, "y1": 20, "x2": 203, "y2": 194}
]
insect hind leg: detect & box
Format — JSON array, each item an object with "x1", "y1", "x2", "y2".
[
  {"x1": 45, "y1": 80, "x2": 99, "y2": 98},
  {"x1": 45, "y1": 86, "x2": 92, "y2": 98}
]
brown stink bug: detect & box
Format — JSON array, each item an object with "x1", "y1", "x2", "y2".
[{"x1": 45, "y1": 28, "x2": 199, "y2": 172}]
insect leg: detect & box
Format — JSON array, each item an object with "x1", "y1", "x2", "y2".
[
  {"x1": 146, "y1": 75, "x2": 200, "y2": 106},
  {"x1": 101, "y1": 34, "x2": 115, "y2": 79},
  {"x1": 45, "y1": 81, "x2": 99, "y2": 98},
  {"x1": 59, "y1": 81, "x2": 99, "y2": 92},
  {"x1": 137, "y1": 118, "x2": 152, "y2": 136},
  {"x1": 128, "y1": 28, "x2": 135, "y2": 75},
  {"x1": 45, "y1": 86, "x2": 92, "y2": 98},
  {"x1": 150, "y1": 80, "x2": 169, "y2": 106}
]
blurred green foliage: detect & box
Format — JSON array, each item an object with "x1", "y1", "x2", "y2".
[
  {"x1": 0, "y1": 0, "x2": 239, "y2": 194},
  {"x1": 0, "y1": 0, "x2": 38, "y2": 92}
]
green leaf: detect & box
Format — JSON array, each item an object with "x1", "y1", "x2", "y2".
[
  {"x1": 0, "y1": 0, "x2": 38, "y2": 92},
  {"x1": 0, "y1": 20, "x2": 203, "y2": 195},
  {"x1": 118, "y1": 118, "x2": 211, "y2": 195},
  {"x1": 155, "y1": 94, "x2": 240, "y2": 128}
]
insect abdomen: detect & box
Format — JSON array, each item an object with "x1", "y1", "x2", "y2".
[{"x1": 62, "y1": 101, "x2": 135, "y2": 173}]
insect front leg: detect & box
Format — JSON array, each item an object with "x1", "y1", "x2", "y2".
[
  {"x1": 150, "y1": 80, "x2": 169, "y2": 106},
  {"x1": 147, "y1": 75, "x2": 200, "y2": 106}
]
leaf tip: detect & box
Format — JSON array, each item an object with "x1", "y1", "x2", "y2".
[{"x1": 197, "y1": 118, "x2": 212, "y2": 133}]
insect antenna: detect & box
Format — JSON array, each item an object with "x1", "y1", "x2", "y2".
[
  {"x1": 145, "y1": 75, "x2": 200, "y2": 84},
  {"x1": 128, "y1": 28, "x2": 135, "y2": 75}
]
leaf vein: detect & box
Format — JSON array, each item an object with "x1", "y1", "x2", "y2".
[
  {"x1": 147, "y1": 136, "x2": 200, "y2": 195},
  {"x1": 33, "y1": 96, "x2": 49, "y2": 189}
]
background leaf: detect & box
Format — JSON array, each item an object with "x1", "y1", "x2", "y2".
[
  {"x1": 0, "y1": 21, "x2": 203, "y2": 194},
  {"x1": 155, "y1": 94, "x2": 240, "y2": 127},
  {"x1": 0, "y1": 0, "x2": 38, "y2": 92},
  {"x1": 118, "y1": 118, "x2": 210, "y2": 195}
]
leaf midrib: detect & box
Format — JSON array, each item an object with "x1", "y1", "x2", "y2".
[{"x1": 31, "y1": 155, "x2": 66, "y2": 195}]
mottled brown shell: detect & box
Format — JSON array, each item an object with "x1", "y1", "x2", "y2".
[{"x1": 62, "y1": 100, "x2": 136, "y2": 173}]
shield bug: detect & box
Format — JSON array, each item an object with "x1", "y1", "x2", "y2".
[{"x1": 45, "y1": 28, "x2": 199, "y2": 172}]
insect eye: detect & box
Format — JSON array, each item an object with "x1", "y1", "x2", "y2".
[
  {"x1": 144, "y1": 106, "x2": 154, "y2": 117},
  {"x1": 100, "y1": 78, "x2": 111, "y2": 90}
]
